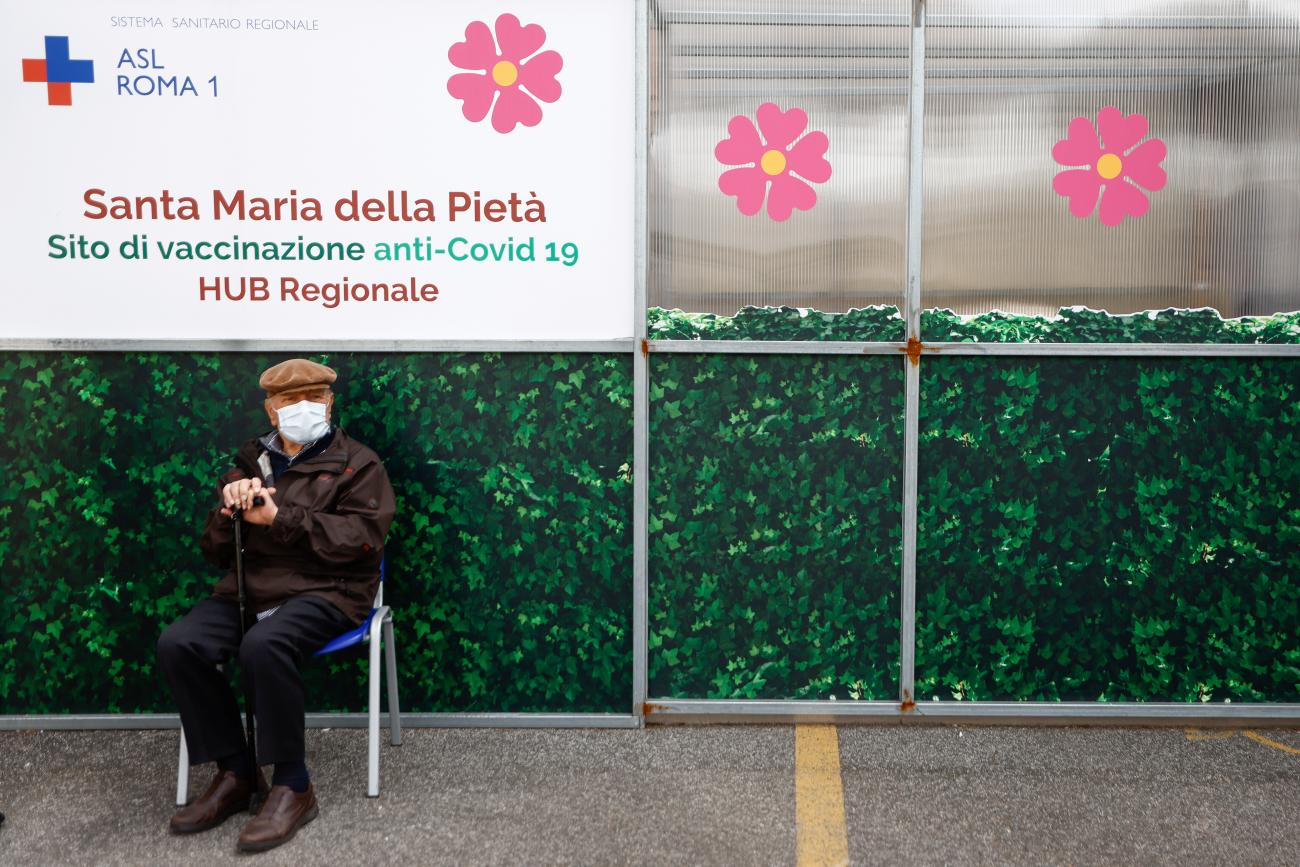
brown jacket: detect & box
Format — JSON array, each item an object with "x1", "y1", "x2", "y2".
[{"x1": 199, "y1": 427, "x2": 396, "y2": 626}]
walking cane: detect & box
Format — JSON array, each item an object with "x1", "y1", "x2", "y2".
[{"x1": 232, "y1": 495, "x2": 264, "y2": 812}]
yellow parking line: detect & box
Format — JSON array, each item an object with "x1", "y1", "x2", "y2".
[
  {"x1": 1184, "y1": 727, "x2": 1236, "y2": 741},
  {"x1": 1242, "y1": 730, "x2": 1300, "y2": 755},
  {"x1": 794, "y1": 725, "x2": 850, "y2": 867}
]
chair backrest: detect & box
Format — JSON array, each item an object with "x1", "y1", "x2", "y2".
[{"x1": 375, "y1": 556, "x2": 386, "y2": 609}]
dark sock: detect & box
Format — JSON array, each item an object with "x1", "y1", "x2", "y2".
[
  {"x1": 217, "y1": 750, "x2": 254, "y2": 781},
  {"x1": 272, "y1": 760, "x2": 310, "y2": 793}
]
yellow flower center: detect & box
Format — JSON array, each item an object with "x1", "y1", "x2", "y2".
[
  {"x1": 760, "y1": 149, "x2": 787, "y2": 176},
  {"x1": 1096, "y1": 153, "x2": 1123, "y2": 180},
  {"x1": 492, "y1": 60, "x2": 519, "y2": 87}
]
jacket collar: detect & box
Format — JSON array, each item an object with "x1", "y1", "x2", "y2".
[
  {"x1": 256, "y1": 427, "x2": 347, "y2": 474},
  {"x1": 258, "y1": 427, "x2": 332, "y2": 460}
]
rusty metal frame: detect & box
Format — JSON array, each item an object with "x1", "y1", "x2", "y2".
[
  {"x1": 633, "y1": 0, "x2": 650, "y2": 725},
  {"x1": 644, "y1": 340, "x2": 1300, "y2": 359},
  {"x1": 639, "y1": 0, "x2": 1300, "y2": 726},
  {"x1": 640, "y1": 700, "x2": 1300, "y2": 726},
  {"x1": 898, "y1": 0, "x2": 928, "y2": 711}
]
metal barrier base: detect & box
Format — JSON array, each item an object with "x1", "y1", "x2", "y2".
[
  {"x1": 0, "y1": 713, "x2": 641, "y2": 731},
  {"x1": 5, "y1": 704, "x2": 1299, "y2": 731},
  {"x1": 641, "y1": 700, "x2": 1300, "y2": 728}
]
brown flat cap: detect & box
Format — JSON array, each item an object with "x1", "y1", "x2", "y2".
[{"x1": 259, "y1": 358, "x2": 337, "y2": 395}]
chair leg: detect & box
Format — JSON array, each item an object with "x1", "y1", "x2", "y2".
[
  {"x1": 368, "y1": 625, "x2": 382, "y2": 798},
  {"x1": 176, "y1": 729, "x2": 190, "y2": 807},
  {"x1": 383, "y1": 615, "x2": 402, "y2": 747}
]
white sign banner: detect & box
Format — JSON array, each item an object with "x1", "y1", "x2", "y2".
[{"x1": 0, "y1": 1, "x2": 634, "y2": 339}]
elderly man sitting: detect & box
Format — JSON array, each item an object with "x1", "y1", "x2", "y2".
[{"x1": 156, "y1": 358, "x2": 395, "y2": 853}]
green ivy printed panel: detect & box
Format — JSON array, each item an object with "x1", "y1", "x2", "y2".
[
  {"x1": 917, "y1": 356, "x2": 1300, "y2": 702},
  {"x1": 649, "y1": 304, "x2": 1300, "y2": 344},
  {"x1": 921, "y1": 307, "x2": 1300, "y2": 344},
  {"x1": 648, "y1": 354, "x2": 904, "y2": 699},
  {"x1": 0, "y1": 353, "x2": 633, "y2": 714},
  {"x1": 649, "y1": 305, "x2": 905, "y2": 341},
  {"x1": 4, "y1": 308, "x2": 1299, "y2": 715}
]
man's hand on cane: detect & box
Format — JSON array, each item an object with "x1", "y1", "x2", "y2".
[{"x1": 220, "y1": 477, "x2": 278, "y2": 525}]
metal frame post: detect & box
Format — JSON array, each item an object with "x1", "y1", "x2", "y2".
[
  {"x1": 633, "y1": 0, "x2": 651, "y2": 724},
  {"x1": 898, "y1": 0, "x2": 927, "y2": 709}
]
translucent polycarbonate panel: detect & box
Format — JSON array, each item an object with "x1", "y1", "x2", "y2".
[
  {"x1": 921, "y1": 1, "x2": 1300, "y2": 323},
  {"x1": 649, "y1": 1, "x2": 911, "y2": 322}
]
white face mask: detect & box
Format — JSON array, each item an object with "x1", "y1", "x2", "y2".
[{"x1": 275, "y1": 399, "x2": 330, "y2": 445}]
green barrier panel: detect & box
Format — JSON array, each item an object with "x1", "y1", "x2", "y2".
[
  {"x1": 917, "y1": 355, "x2": 1300, "y2": 702},
  {"x1": 4, "y1": 308, "x2": 1298, "y2": 715},
  {"x1": 649, "y1": 304, "x2": 1300, "y2": 344},
  {"x1": 647, "y1": 304, "x2": 1300, "y2": 705},
  {"x1": 649, "y1": 305, "x2": 905, "y2": 341},
  {"x1": 920, "y1": 307, "x2": 1300, "y2": 343},
  {"x1": 0, "y1": 352, "x2": 632, "y2": 714},
  {"x1": 648, "y1": 353, "x2": 904, "y2": 699}
]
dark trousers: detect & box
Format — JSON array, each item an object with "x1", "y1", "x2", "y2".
[{"x1": 157, "y1": 595, "x2": 352, "y2": 766}]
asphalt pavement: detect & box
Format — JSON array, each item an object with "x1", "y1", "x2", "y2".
[{"x1": 1, "y1": 723, "x2": 1297, "y2": 865}]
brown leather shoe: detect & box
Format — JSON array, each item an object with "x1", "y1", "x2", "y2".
[
  {"x1": 236, "y1": 783, "x2": 318, "y2": 852},
  {"x1": 169, "y1": 768, "x2": 267, "y2": 834}
]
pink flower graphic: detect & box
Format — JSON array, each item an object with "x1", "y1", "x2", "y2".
[
  {"x1": 715, "y1": 103, "x2": 831, "y2": 221},
  {"x1": 1052, "y1": 106, "x2": 1167, "y2": 227},
  {"x1": 447, "y1": 13, "x2": 563, "y2": 133}
]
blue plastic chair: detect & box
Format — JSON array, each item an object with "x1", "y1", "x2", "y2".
[{"x1": 176, "y1": 560, "x2": 402, "y2": 802}]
